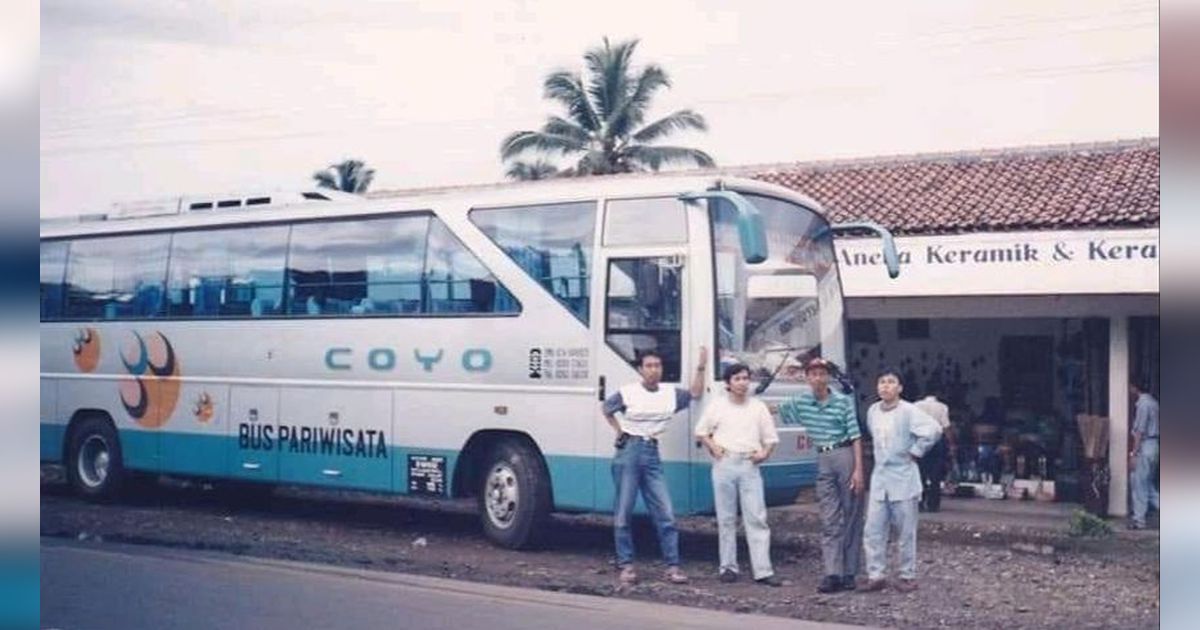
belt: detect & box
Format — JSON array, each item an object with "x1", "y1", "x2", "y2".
[
  {"x1": 817, "y1": 438, "x2": 854, "y2": 453},
  {"x1": 1144, "y1": 435, "x2": 1159, "y2": 440},
  {"x1": 627, "y1": 434, "x2": 658, "y2": 445}
]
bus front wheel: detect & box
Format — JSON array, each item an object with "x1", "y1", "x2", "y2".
[
  {"x1": 65, "y1": 416, "x2": 126, "y2": 501},
  {"x1": 478, "y1": 439, "x2": 551, "y2": 549}
]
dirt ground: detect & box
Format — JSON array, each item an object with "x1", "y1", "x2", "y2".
[{"x1": 40, "y1": 476, "x2": 1159, "y2": 629}]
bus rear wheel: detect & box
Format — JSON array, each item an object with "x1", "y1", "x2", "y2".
[
  {"x1": 65, "y1": 417, "x2": 126, "y2": 501},
  {"x1": 478, "y1": 439, "x2": 551, "y2": 549}
]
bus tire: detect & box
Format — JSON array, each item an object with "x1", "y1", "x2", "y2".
[
  {"x1": 65, "y1": 416, "x2": 125, "y2": 501},
  {"x1": 478, "y1": 439, "x2": 551, "y2": 549}
]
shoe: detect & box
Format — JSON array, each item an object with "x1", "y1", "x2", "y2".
[
  {"x1": 840, "y1": 575, "x2": 857, "y2": 591},
  {"x1": 719, "y1": 569, "x2": 738, "y2": 583},
  {"x1": 755, "y1": 574, "x2": 784, "y2": 587},
  {"x1": 665, "y1": 566, "x2": 689, "y2": 584},
  {"x1": 1128, "y1": 521, "x2": 1146, "y2": 530},
  {"x1": 817, "y1": 575, "x2": 842, "y2": 593},
  {"x1": 862, "y1": 578, "x2": 886, "y2": 592},
  {"x1": 894, "y1": 578, "x2": 918, "y2": 593},
  {"x1": 618, "y1": 565, "x2": 638, "y2": 585}
]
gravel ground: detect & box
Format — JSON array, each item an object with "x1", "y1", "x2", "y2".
[{"x1": 40, "y1": 477, "x2": 1159, "y2": 629}]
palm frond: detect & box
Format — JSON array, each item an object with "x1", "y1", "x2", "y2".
[
  {"x1": 609, "y1": 64, "x2": 670, "y2": 136},
  {"x1": 312, "y1": 170, "x2": 339, "y2": 190},
  {"x1": 541, "y1": 116, "x2": 592, "y2": 145},
  {"x1": 500, "y1": 130, "x2": 588, "y2": 160},
  {"x1": 585, "y1": 37, "x2": 638, "y2": 122},
  {"x1": 621, "y1": 145, "x2": 715, "y2": 171},
  {"x1": 504, "y1": 160, "x2": 561, "y2": 181},
  {"x1": 631, "y1": 109, "x2": 707, "y2": 143},
  {"x1": 543, "y1": 71, "x2": 600, "y2": 132}
]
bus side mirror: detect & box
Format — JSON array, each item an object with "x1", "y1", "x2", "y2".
[
  {"x1": 830, "y1": 221, "x2": 901, "y2": 279},
  {"x1": 679, "y1": 190, "x2": 768, "y2": 264}
]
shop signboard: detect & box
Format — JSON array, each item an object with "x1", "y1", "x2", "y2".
[{"x1": 835, "y1": 228, "x2": 1158, "y2": 297}]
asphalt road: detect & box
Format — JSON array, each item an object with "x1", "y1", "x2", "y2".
[{"x1": 41, "y1": 538, "x2": 868, "y2": 630}]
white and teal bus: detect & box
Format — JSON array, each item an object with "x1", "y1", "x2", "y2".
[{"x1": 40, "y1": 175, "x2": 898, "y2": 548}]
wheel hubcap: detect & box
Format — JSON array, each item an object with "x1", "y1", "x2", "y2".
[
  {"x1": 78, "y1": 435, "x2": 110, "y2": 489},
  {"x1": 484, "y1": 462, "x2": 519, "y2": 529}
]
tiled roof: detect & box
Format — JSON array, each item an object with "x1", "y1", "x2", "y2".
[{"x1": 742, "y1": 138, "x2": 1159, "y2": 235}]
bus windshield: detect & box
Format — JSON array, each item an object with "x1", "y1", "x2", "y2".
[{"x1": 712, "y1": 192, "x2": 846, "y2": 389}]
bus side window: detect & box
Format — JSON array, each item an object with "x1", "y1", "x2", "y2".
[
  {"x1": 167, "y1": 224, "x2": 289, "y2": 319},
  {"x1": 470, "y1": 201, "x2": 595, "y2": 324},
  {"x1": 64, "y1": 233, "x2": 169, "y2": 320},
  {"x1": 40, "y1": 241, "x2": 69, "y2": 321}
]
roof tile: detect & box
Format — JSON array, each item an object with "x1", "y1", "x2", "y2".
[{"x1": 744, "y1": 139, "x2": 1158, "y2": 235}]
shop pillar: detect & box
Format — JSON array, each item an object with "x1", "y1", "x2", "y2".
[{"x1": 1107, "y1": 316, "x2": 1129, "y2": 516}]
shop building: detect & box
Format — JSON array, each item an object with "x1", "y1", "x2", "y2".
[{"x1": 747, "y1": 138, "x2": 1159, "y2": 516}]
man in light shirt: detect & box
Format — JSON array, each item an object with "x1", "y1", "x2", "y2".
[
  {"x1": 695, "y1": 363, "x2": 784, "y2": 587},
  {"x1": 1128, "y1": 379, "x2": 1159, "y2": 530},
  {"x1": 862, "y1": 369, "x2": 942, "y2": 593},
  {"x1": 914, "y1": 391, "x2": 953, "y2": 512}
]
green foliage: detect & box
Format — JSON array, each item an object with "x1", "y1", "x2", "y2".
[
  {"x1": 501, "y1": 37, "x2": 713, "y2": 179},
  {"x1": 313, "y1": 159, "x2": 375, "y2": 194},
  {"x1": 1068, "y1": 509, "x2": 1113, "y2": 538}
]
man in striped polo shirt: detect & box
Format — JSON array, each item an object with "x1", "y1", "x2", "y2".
[{"x1": 778, "y1": 357, "x2": 864, "y2": 593}]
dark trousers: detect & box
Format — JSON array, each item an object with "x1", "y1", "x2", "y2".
[{"x1": 919, "y1": 438, "x2": 947, "y2": 512}]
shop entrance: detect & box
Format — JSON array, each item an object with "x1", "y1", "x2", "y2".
[{"x1": 846, "y1": 317, "x2": 1117, "y2": 504}]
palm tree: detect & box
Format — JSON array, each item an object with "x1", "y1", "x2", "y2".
[
  {"x1": 312, "y1": 159, "x2": 375, "y2": 194},
  {"x1": 501, "y1": 37, "x2": 714, "y2": 179}
]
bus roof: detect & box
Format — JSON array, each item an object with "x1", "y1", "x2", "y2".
[{"x1": 40, "y1": 174, "x2": 828, "y2": 239}]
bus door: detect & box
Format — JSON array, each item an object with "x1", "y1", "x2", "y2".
[{"x1": 590, "y1": 196, "x2": 699, "y2": 515}]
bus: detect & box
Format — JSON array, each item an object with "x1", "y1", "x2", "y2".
[{"x1": 39, "y1": 175, "x2": 899, "y2": 549}]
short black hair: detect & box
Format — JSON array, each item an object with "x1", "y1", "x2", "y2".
[
  {"x1": 1130, "y1": 377, "x2": 1149, "y2": 392},
  {"x1": 877, "y1": 367, "x2": 903, "y2": 386},
  {"x1": 722, "y1": 362, "x2": 752, "y2": 384},
  {"x1": 635, "y1": 350, "x2": 664, "y2": 368}
]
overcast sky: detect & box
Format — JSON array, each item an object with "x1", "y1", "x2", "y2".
[{"x1": 40, "y1": 0, "x2": 1158, "y2": 217}]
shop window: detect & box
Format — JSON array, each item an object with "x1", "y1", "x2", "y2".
[
  {"x1": 848, "y1": 319, "x2": 878, "y2": 344},
  {"x1": 897, "y1": 318, "x2": 930, "y2": 339}
]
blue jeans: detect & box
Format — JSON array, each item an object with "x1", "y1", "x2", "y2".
[
  {"x1": 864, "y1": 496, "x2": 919, "y2": 580},
  {"x1": 712, "y1": 453, "x2": 774, "y2": 579},
  {"x1": 612, "y1": 438, "x2": 680, "y2": 567},
  {"x1": 1131, "y1": 439, "x2": 1160, "y2": 525}
]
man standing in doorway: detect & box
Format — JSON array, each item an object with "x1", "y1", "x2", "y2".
[
  {"x1": 695, "y1": 363, "x2": 784, "y2": 587},
  {"x1": 1128, "y1": 379, "x2": 1159, "y2": 530},
  {"x1": 862, "y1": 370, "x2": 942, "y2": 593},
  {"x1": 602, "y1": 347, "x2": 708, "y2": 585},
  {"x1": 914, "y1": 391, "x2": 953, "y2": 512},
  {"x1": 778, "y1": 357, "x2": 864, "y2": 593}
]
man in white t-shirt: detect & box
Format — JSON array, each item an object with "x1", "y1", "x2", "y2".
[{"x1": 694, "y1": 363, "x2": 783, "y2": 587}]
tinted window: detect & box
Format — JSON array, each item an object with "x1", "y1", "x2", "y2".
[
  {"x1": 425, "y1": 218, "x2": 519, "y2": 314},
  {"x1": 167, "y1": 225, "x2": 290, "y2": 318},
  {"x1": 287, "y1": 214, "x2": 517, "y2": 317},
  {"x1": 64, "y1": 233, "x2": 170, "y2": 319},
  {"x1": 40, "y1": 241, "x2": 69, "y2": 320},
  {"x1": 470, "y1": 201, "x2": 595, "y2": 324}
]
